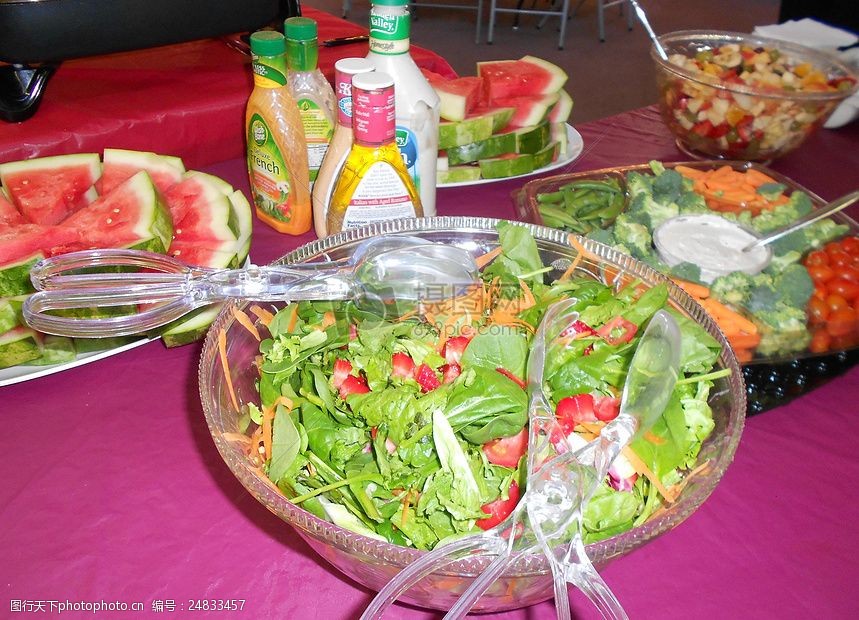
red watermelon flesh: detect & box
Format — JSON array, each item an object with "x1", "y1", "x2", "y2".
[
  {"x1": 96, "y1": 148, "x2": 185, "y2": 195},
  {"x1": 0, "y1": 224, "x2": 84, "y2": 266},
  {"x1": 420, "y1": 68, "x2": 450, "y2": 84},
  {"x1": 166, "y1": 174, "x2": 238, "y2": 253},
  {"x1": 491, "y1": 93, "x2": 560, "y2": 128},
  {"x1": 432, "y1": 77, "x2": 484, "y2": 122},
  {"x1": 477, "y1": 56, "x2": 568, "y2": 103},
  {"x1": 0, "y1": 193, "x2": 25, "y2": 230},
  {"x1": 62, "y1": 171, "x2": 173, "y2": 253},
  {"x1": 0, "y1": 154, "x2": 101, "y2": 225},
  {"x1": 168, "y1": 241, "x2": 237, "y2": 269}
]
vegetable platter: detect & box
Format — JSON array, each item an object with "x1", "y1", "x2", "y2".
[{"x1": 514, "y1": 161, "x2": 859, "y2": 413}]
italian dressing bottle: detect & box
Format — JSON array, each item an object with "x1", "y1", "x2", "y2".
[
  {"x1": 326, "y1": 72, "x2": 423, "y2": 234},
  {"x1": 366, "y1": 0, "x2": 439, "y2": 217},
  {"x1": 311, "y1": 57, "x2": 375, "y2": 238},
  {"x1": 245, "y1": 30, "x2": 311, "y2": 235},
  {"x1": 284, "y1": 17, "x2": 337, "y2": 189}
]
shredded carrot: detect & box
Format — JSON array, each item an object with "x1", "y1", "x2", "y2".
[
  {"x1": 726, "y1": 331, "x2": 761, "y2": 350},
  {"x1": 475, "y1": 245, "x2": 504, "y2": 269},
  {"x1": 578, "y1": 421, "x2": 606, "y2": 435},
  {"x1": 674, "y1": 165, "x2": 704, "y2": 179},
  {"x1": 518, "y1": 278, "x2": 536, "y2": 310},
  {"x1": 273, "y1": 395, "x2": 295, "y2": 412},
  {"x1": 622, "y1": 446, "x2": 678, "y2": 503},
  {"x1": 218, "y1": 329, "x2": 239, "y2": 412},
  {"x1": 232, "y1": 307, "x2": 261, "y2": 341},
  {"x1": 262, "y1": 404, "x2": 274, "y2": 461},
  {"x1": 672, "y1": 278, "x2": 710, "y2": 300},
  {"x1": 676, "y1": 165, "x2": 784, "y2": 216},
  {"x1": 249, "y1": 304, "x2": 275, "y2": 327},
  {"x1": 396, "y1": 309, "x2": 418, "y2": 322},
  {"x1": 286, "y1": 304, "x2": 299, "y2": 332},
  {"x1": 221, "y1": 432, "x2": 251, "y2": 444},
  {"x1": 668, "y1": 460, "x2": 713, "y2": 496},
  {"x1": 699, "y1": 298, "x2": 758, "y2": 334},
  {"x1": 644, "y1": 431, "x2": 666, "y2": 445},
  {"x1": 319, "y1": 310, "x2": 336, "y2": 330}
]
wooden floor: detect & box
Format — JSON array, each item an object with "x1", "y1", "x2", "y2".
[{"x1": 306, "y1": 0, "x2": 781, "y2": 123}]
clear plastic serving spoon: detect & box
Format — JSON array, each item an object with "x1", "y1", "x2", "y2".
[{"x1": 22, "y1": 236, "x2": 480, "y2": 338}]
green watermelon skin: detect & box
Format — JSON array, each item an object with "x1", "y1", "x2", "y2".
[
  {"x1": 0, "y1": 154, "x2": 101, "y2": 225},
  {"x1": 477, "y1": 56, "x2": 568, "y2": 102},
  {"x1": 62, "y1": 171, "x2": 173, "y2": 254},
  {"x1": 0, "y1": 326, "x2": 41, "y2": 368},
  {"x1": 96, "y1": 148, "x2": 185, "y2": 195}
]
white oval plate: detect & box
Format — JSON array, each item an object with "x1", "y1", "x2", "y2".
[{"x1": 437, "y1": 124, "x2": 584, "y2": 189}]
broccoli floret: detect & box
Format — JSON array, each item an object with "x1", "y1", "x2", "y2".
[
  {"x1": 710, "y1": 271, "x2": 754, "y2": 306},
  {"x1": 587, "y1": 228, "x2": 616, "y2": 247},
  {"x1": 755, "y1": 182, "x2": 788, "y2": 202},
  {"x1": 770, "y1": 230, "x2": 808, "y2": 256},
  {"x1": 787, "y1": 191, "x2": 813, "y2": 217},
  {"x1": 625, "y1": 171, "x2": 653, "y2": 198},
  {"x1": 753, "y1": 304, "x2": 811, "y2": 357},
  {"x1": 648, "y1": 160, "x2": 667, "y2": 175},
  {"x1": 746, "y1": 273, "x2": 781, "y2": 313},
  {"x1": 766, "y1": 250, "x2": 801, "y2": 272},
  {"x1": 613, "y1": 214, "x2": 653, "y2": 260},
  {"x1": 750, "y1": 203, "x2": 800, "y2": 233},
  {"x1": 719, "y1": 209, "x2": 753, "y2": 227},
  {"x1": 803, "y1": 219, "x2": 850, "y2": 250},
  {"x1": 652, "y1": 169, "x2": 684, "y2": 203},
  {"x1": 774, "y1": 263, "x2": 814, "y2": 309},
  {"x1": 670, "y1": 261, "x2": 703, "y2": 283},
  {"x1": 675, "y1": 190, "x2": 709, "y2": 214}
]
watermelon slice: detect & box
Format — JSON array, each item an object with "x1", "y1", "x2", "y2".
[
  {"x1": 469, "y1": 106, "x2": 516, "y2": 133},
  {"x1": 551, "y1": 123, "x2": 569, "y2": 155},
  {"x1": 446, "y1": 132, "x2": 518, "y2": 166},
  {"x1": 228, "y1": 190, "x2": 253, "y2": 265},
  {"x1": 62, "y1": 171, "x2": 174, "y2": 254},
  {"x1": 96, "y1": 148, "x2": 185, "y2": 195},
  {"x1": 490, "y1": 92, "x2": 560, "y2": 128},
  {"x1": 0, "y1": 192, "x2": 25, "y2": 230},
  {"x1": 431, "y1": 77, "x2": 484, "y2": 122},
  {"x1": 0, "y1": 325, "x2": 41, "y2": 369},
  {"x1": 437, "y1": 166, "x2": 481, "y2": 184},
  {"x1": 478, "y1": 152, "x2": 535, "y2": 179},
  {"x1": 0, "y1": 224, "x2": 86, "y2": 296},
  {"x1": 477, "y1": 56, "x2": 568, "y2": 102},
  {"x1": 165, "y1": 172, "x2": 240, "y2": 266},
  {"x1": 0, "y1": 154, "x2": 101, "y2": 225},
  {"x1": 439, "y1": 114, "x2": 495, "y2": 150},
  {"x1": 547, "y1": 89, "x2": 574, "y2": 124}
]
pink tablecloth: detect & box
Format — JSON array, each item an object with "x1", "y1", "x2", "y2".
[{"x1": 2, "y1": 105, "x2": 859, "y2": 619}]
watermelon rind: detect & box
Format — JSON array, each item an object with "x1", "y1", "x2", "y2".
[
  {"x1": 514, "y1": 122, "x2": 551, "y2": 155},
  {"x1": 437, "y1": 154, "x2": 449, "y2": 172},
  {"x1": 493, "y1": 92, "x2": 560, "y2": 128},
  {"x1": 551, "y1": 123, "x2": 569, "y2": 155},
  {"x1": 73, "y1": 335, "x2": 139, "y2": 354},
  {"x1": 437, "y1": 166, "x2": 482, "y2": 184},
  {"x1": 160, "y1": 303, "x2": 224, "y2": 348},
  {"x1": 438, "y1": 115, "x2": 494, "y2": 150},
  {"x1": 0, "y1": 253, "x2": 42, "y2": 298},
  {"x1": 228, "y1": 190, "x2": 253, "y2": 265},
  {"x1": 433, "y1": 77, "x2": 483, "y2": 122},
  {"x1": 447, "y1": 132, "x2": 518, "y2": 166},
  {"x1": 547, "y1": 89, "x2": 574, "y2": 124},
  {"x1": 0, "y1": 326, "x2": 41, "y2": 368},
  {"x1": 478, "y1": 153, "x2": 535, "y2": 179},
  {"x1": 477, "y1": 56, "x2": 567, "y2": 101},
  {"x1": 186, "y1": 171, "x2": 234, "y2": 196},
  {"x1": 100, "y1": 148, "x2": 186, "y2": 195},
  {"x1": 533, "y1": 142, "x2": 560, "y2": 169},
  {"x1": 24, "y1": 335, "x2": 77, "y2": 366},
  {"x1": 0, "y1": 153, "x2": 102, "y2": 225},
  {"x1": 0, "y1": 298, "x2": 20, "y2": 333},
  {"x1": 482, "y1": 107, "x2": 516, "y2": 133},
  {"x1": 167, "y1": 172, "x2": 240, "y2": 258}
]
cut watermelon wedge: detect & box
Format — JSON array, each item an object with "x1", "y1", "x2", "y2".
[
  {"x1": 477, "y1": 56, "x2": 568, "y2": 102},
  {"x1": 0, "y1": 154, "x2": 101, "y2": 225},
  {"x1": 62, "y1": 171, "x2": 174, "y2": 254},
  {"x1": 97, "y1": 148, "x2": 185, "y2": 195},
  {"x1": 0, "y1": 192, "x2": 25, "y2": 230},
  {"x1": 548, "y1": 89, "x2": 574, "y2": 124},
  {"x1": 432, "y1": 77, "x2": 484, "y2": 122},
  {"x1": 491, "y1": 92, "x2": 560, "y2": 128},
  {"x1": 228, "y1": 190, "x2": 253, "y2": 265}
]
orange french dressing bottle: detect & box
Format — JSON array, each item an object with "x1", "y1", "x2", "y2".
[{"x1": 245, "y1": 30, "x2": 311, "y2": 235}]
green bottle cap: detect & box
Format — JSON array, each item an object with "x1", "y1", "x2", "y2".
[
  {"x1": 372, "y1": 0, "x2": 408, "y2": 5},
  {"x1": 249, "y1": 30, "x2": 285, "y2": 55},
  {"x1": 284, "y1": 17, "x2": 318, "y2": 41}
]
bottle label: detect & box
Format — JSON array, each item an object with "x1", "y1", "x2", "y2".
[
  {"x1": 335, "y1": 73, "x2": 356, "y2": 127},
  {"x1": 369, "y1": 13, "x2": 410, "y2": 55},
  {"x1": 247, "y1": 113, "x2": 295, "y2": 223},
  {"x1": 341, "y1": 162, "x2": 417, "y2": 229},
  {"x1": 353, "y1": 84, "x2": 395, "y2": 144},
  {"x1": 252, "y1": 55, "x2": 287, "y2": 88},
  {"x1": 297, "y1": 99, "x2": 334, "y2": 183},
  {"x1": 395, "y1": 125, "x2": 421, "y2": 193}
]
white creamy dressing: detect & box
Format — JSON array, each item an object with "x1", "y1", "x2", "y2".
[{"x1": 654, "y1": 214, "x2": 772, "y2": 283}]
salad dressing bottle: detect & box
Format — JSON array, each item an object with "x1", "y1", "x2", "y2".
[
  {"x1": 311, "y1": 57, "x2": 375, "y2": 239},
  {"x1": 284, "y1": 17, "x2": 337, "y2": 189},
  {"x1": 366, "y1": 0, "x2": 439, "y2": 217},
  {"x1": 326, "y1": 72, "x2": 422, "y2": 234},
  {"x1": 245, "y1": 30, "x2": 311, "y2": 235}
]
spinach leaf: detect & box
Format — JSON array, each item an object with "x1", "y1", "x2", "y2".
[
  {"x1": 668, "y1": 308, "x2": 721, "y2": 373},
  {"x1": 432, "y1": 409, "x2": 483, "y2": 520},
  {"x1": 460, "y1": 332, "x2": 529, "y2": 379},
  {"x1": 483, "y1": 221, "x2": 544, "y2": 288},
  {"x1": 268, "y1": 405, "x2": 301, "y2": 483},
  {"x1": 445, "y1": 368, "x2": 528, "y2": 444}
]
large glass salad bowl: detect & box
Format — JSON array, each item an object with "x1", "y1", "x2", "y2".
[{"x1": 198, "y1": 216, "x2": 746, "y2": 612}]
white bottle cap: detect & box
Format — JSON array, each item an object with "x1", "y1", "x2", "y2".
[
  {"x1": 333, "y1": 57, "x2": 376, "y2": 76},
  {"x1": 352, "y1": 71, "x2": 395, "y2": 91}
]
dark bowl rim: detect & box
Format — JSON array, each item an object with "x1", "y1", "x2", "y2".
[{"x1": 652, "y1": 29, "x2": 859, "y2": 101}]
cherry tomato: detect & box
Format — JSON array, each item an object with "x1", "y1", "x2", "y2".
[
  {"x1": 805, "y1": 250, "x2": 829, "y2": 267},
  {"x1": 828, "y1": 250, "x2": 853, "y2": 268},
  {"x1": 813, "y1": 285, "x2": 828, "y2": 301},
  {"x1": 837, "y1": 265, "x2": 859, "y2": 283},
  {"x1": 826, "y1": 294, "x2": 850, "y2": 313},
  {"x1": 807, "y1": 297, "x2": 830, "y2": 324},
  {"x1": 807, "y1": 264, "x2": 835, "y2": 284},
  {"x1": 476, "y1": 482, "x2": 520, "y2": 530},
  {"x1": 840, "y1": 236, "x2": 859, "y2": 255},
  {"x1": 809, "y1": 328, "x2": 832, "y2": 354},
  {"x1": 826, "y1": 307, "x2": 857, "y2": 338},
  {"x1": 482, "y1": 428, "x2": 528, "y2": 468},
  {"x1": 828, "y1": 278, "x2": 859, "y2": 301}
]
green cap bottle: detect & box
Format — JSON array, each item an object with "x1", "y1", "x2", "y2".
[{"x1": 285, "y1": 17, "x2": 319, "y2": 73}]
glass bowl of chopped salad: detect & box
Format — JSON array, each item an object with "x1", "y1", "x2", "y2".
[
  {"x1": 198, "y1": 216, "x2": 746, "y2": 612},
  {"x1": 653, "y1": 30, "x2": 857, "y2": 162}
]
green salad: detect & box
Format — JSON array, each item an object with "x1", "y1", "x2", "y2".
[{"x1": 239, "y1": 222, "x2": 726, "y2": 550}]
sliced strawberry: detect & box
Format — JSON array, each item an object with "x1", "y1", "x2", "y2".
[
  {"x1": 339, "y1": 374, "x2": 370, "y2": 399},
  {"x1": 332, "y1": 358, "x2": 353, "y2": 389},
  {"x1": 441, "y1": 363, "x2": 461, "y2": 384},
  {"x1": 496, "y1": 367, "x2": 526, "y2": 389},
  {"x1": 559, "y1": 320, "x2": 596, "y2": 338},
  {"x1": 594, "y1": 395, "x2": 620, "y2": 422},
  {"x1": 442, "y1": 335, "x2": 471, "y2": 365},
  {"x1": 391, "y1": 352, "x2": 416, "y2": 378},
  {"x1": 414, "y1": 363, "x2": 441, "y2": 393},
  {"x1": 556, "y1": 393, "x2": 597, "y2": 434},
  {"x1": 370, "y1": 426, "x2": 378, "y2": 439},
  {"x1": 349, "y1": 323, "x2": 358, "y2": 340}
]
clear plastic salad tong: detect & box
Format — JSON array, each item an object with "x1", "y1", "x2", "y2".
[{"x1": 22, "y1": 236, "x2": 479, "y2": 338}]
